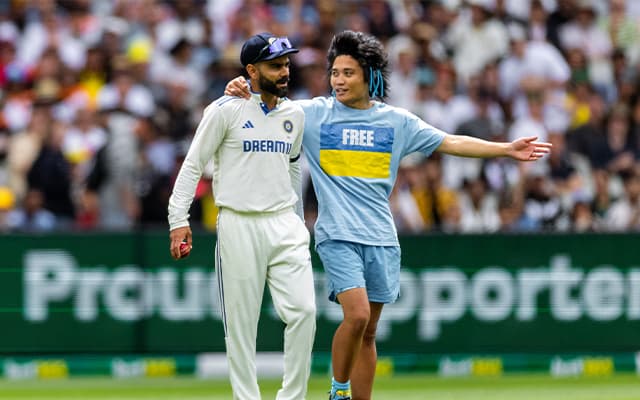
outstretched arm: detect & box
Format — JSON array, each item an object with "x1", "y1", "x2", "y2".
[{"x1": 436, "y1": 135, "x2": 552, "y2": 161}]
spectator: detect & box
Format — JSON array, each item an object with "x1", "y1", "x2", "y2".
[
  {"x1": 0, "y1": 186, "x2": 15, "y2": 232},
  {"x1": 133, "y1": 117, "x2": 174, "y2": 227},
  {"x1": 5, "y1": 188, "x2": 56, "y2": 232},
  {"x1": 521, "y1": 164, "x2": 563, "y2": 230},
  {"x1": 61, "y1": 105, "x2": 107, "y2": 180},
  {"x1": 155, "y1": 81, "x2": 197, "y2": 143},
  {"x1": 546, "y1": 0, "x2": 577, "y2": 50},
  {"x1": 572, "y1": 103, "x2": 635, "y2": 173},
  {"x1": 411, "y1": 154, "x2": 460, "y2": 232},
  {"x1": 498, "y1": 21, "x2": 571, "y2": 111},
  {"x1": 457, "y1": 86, "x2": 504, "y2": 141},
  {"x1": 446, "y1": 0, "x2": 509, "y2": 85},
  {"x1": 421, "y1": 66, "x2": 474, "y2": 134},
  {"x1": 565, "y1": 77, "x2": 593, "y2": 129},
  {"x1": 497, "y1": 187, "x2": 530, "y2": 231},
  {"x1": 509, "y1": 87, "x2": 549, "y2": 144},
  {"x1": 6, "y1": 102, "x2": 51, "y2": 201},
  {"x1": 484, "y1": 155, "x2": 522, "y2": 193},
  {"x1": 386, "y1": 35, "x2": 420, "y2": 110},
  {"x1": 65, "y1": 1, "x2": 102, "y2": 49},
  {"x1": 84, "y1": 110, "x2": 140, "y2": 230},
  {"x1": 569, "y1": 195, "x2": 596, "y2": 232},
  {"x1": 601, "y1": 103, "x2": 636, "y2": 175},
  {"x1": 611, "y1": 48, "x2": 637, "y2": 104},
  {"x1": 458, "y1": 176, "x2": 501, "y2": 232},
  {"x1": 590, "y1": 168, "x2": 614, "y2": 228},
  {"x1": 604, "y1": 167, "x2": 640, "y2": 230},
  {"x1": 150, "y1": 37, "x2": 205, "y2": 108},
  {"x1": 26, "y1": 121, "x2": 75, "y2": 226},
  {"x1": 291, "y1": 47, "x2": 329, "y2": 100},
  {"x1": 18, "y1": 5, "x2": 86, "y2": 71},
  {"x1": 1, "y1": 57, "x2": 34, "y2": 133},
  {"x1": 492, "y1": 0, "x2": 529, "y2": 27},
  {"x1": 391, "y1": 155, "x2": 427, "y2": 233},
  {"x1": 363, "y1": 0, "x2": 398, "y2": 42},
  {"x1": 566, "y1": 88, "x2": 608, "y2": 159},
  {"x1": 527, "y1": 0, "x2": 551, "y2": 42},
  {"x1": 154, "y1": 0, "x2": 207, "y2": 53},
  {"x1": 451, "y1": 85, "x2": 505, "y2": 190},
  {"x1": 204, "y1": 44, "x2": 245, "y2": 100},
  {"x1": 558, "y1": 0, "x2": 614, "y2": 96},
  {"x1": 96, "y1": 58, "x2": 155, "y2": 117},
  {"x1": 77, "y1": 46, "x2": 109, "y2": 106},
  {"x1": 630, "y1": 95, "x2": 640, "y2": 156},
  {"x1": 411, "y1": 66, "x2": 436, "y2": 118},
  {"x1": 598, "y1": 0, "x2": 640, "y2": 66},
  {"x1": 422, "y1": 67, "x2": 478, "y2": 189},
  {"x1": 547, "y1": 132, "x2": 582, "y2": 198}
]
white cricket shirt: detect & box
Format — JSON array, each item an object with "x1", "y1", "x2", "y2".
[{"x1": 168, "y1": 93, "x2": 305, "y2": 230}]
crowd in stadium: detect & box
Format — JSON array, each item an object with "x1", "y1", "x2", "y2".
[{"x1": 0, "y1": 0, "x2": 639, "y2": 233}]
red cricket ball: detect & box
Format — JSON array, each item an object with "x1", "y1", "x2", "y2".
[{"x1": 179, "y1": 241, "x2": 191, "y2": 259}]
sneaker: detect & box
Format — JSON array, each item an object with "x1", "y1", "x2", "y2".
[{"x1": 328, "y1": 389, "x2": 352, "y2": 400}]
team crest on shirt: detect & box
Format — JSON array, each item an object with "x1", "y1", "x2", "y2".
[{"x1": 283, "y1": 120, "x2": 293, "y2": 133}]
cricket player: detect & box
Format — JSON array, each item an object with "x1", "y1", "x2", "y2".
[
  {"x1": 168, "y1": 33, "x2": 316, "y2": 400},
  {"x1": 227, "y1": 30, "x2": 551, "y2": 400}
]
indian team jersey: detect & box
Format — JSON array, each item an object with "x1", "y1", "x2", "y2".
[
  {"x1": 168, "y1": 93, "x2": 304, "y2": 230},
  {"x1": 297, "y1": 96, "x2": 446, "y2": 246}
]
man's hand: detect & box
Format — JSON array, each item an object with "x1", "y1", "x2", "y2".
[
  {"x1": 170, "y1": 226, "x2": 192, "y2": 260},
  {"x1": 224, "y1": 76, "x2": 251, "y2": 99},
  {"x1": 508, "y1": 136, "x2": 552, "y2": 161}
]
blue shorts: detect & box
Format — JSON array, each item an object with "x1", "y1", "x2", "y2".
[{"x1": 316, "y1": 240, "x2": 401, "y2": 304}]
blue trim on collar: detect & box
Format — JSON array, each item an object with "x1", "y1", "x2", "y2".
[{"x1": 247, "y1": 80, "x2": 287, "y2": 114}]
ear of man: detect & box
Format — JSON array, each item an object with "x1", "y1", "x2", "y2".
[{"x1": 246, "y1": 64, "x2": 259, "y2": 81}]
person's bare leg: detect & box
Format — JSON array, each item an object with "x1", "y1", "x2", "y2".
[
  {"x1": 331, "y1": 288, "x2": 370, "y2": 383},
  {"x1": 350, "y1": 302, "x2": 383, "y2": 400}
]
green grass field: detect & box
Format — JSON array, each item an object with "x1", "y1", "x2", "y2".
[{"x1": 0, "y1": 373, "x2": 639, "y2": 400}]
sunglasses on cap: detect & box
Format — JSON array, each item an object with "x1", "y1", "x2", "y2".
[{"x1": 252, "y1": 37, "x2": 294, "y2": 64}]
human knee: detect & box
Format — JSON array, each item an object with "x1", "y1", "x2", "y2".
[
  {"x1": 344, "y1": 309, "x2": 370, "y2": 332},
  {"x1": 300, "y1": 299, "x2": 316, "y2": 320},
  {"x1": 293, "y1": 297, "x2": 316, "y2": 322}
]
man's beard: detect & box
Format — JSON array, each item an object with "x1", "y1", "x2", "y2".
[{"x1": 259, "y1": 74, "x2": 289, "y2": 97}]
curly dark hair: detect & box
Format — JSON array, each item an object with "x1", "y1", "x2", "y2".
[{"x1": 327, "y1": 30, "x2": 389, "y2": 100}]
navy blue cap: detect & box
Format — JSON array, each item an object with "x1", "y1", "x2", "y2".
[{"x1": 240, "y1": 32, "x2": 299, "y2": 66}]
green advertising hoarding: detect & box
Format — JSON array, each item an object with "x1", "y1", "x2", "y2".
[{"x1": 1, "y1": 232, "x2": 639, "y2": 355}]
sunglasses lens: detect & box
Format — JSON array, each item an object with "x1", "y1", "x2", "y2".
[
  {"x1": 268, "y1": 38, "x2": 291, "y2": 54},
  {"x1": 252, "y1": 37, "x2": 293, "y2": 64}
]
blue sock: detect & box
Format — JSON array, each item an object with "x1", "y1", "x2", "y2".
[{"x1": 331, "y1": 377, "x2": 350, "y2": 394}]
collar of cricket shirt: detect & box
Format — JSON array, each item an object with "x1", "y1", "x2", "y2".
[{"x1": 249, "y1": 91, "x2": 286, "y2": 114}]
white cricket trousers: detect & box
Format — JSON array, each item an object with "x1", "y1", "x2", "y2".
[{"x1": 215, "y1": 207, "x2": 316, "y2": 400}]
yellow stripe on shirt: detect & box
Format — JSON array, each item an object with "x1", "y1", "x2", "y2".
[{"x1": 320, "y1": 149, "x2": 391, "y2": 178}]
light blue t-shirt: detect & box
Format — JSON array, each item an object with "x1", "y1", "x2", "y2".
[{"x1": 297, "y1": 96, "x2": 446, "y2": 246}]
